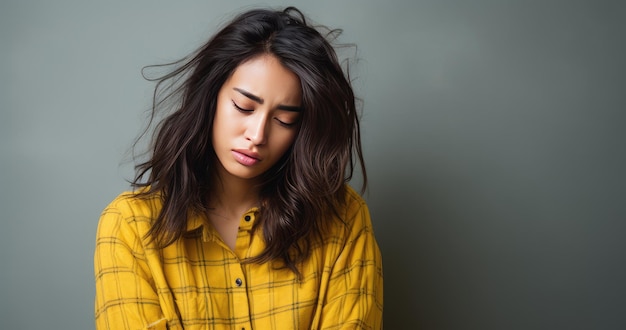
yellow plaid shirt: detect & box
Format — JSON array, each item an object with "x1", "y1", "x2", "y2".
[{"x1": 94, "y1": 186, "x2": 383, "y2": 329}]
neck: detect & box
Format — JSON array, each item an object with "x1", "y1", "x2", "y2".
[{"x1": 209, "y1": 166, "x2": 261, "y2": 218}]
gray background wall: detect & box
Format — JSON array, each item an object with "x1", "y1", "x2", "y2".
[{"x1": 2, "y1": 0, "x2": 624, "y2": 329}]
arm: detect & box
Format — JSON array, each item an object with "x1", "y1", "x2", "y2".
[
  {"x1": 94, "y1": 198, "x2": 168, "y2": 330},
  {"x1": 319, "y1": 199, "x2": 384, "y2": 329}
]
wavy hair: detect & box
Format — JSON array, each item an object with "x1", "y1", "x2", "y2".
[{"x1": 133, "y1": 7, "x2": 366, "y2": 276}]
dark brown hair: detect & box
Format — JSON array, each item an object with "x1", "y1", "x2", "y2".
[{"x1": 133, "y1": 7, "x2": 366, "y2": 276}]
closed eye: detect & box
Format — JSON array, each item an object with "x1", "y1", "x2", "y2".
[
  {"x1": 233, "y1": 100, "x2": 297, "y2": 127},
  {"x1": 275, "y1": 118, "x2": 296, "y2": 127},
  {"x1": 232, "y1": 101, "x2": 252, "y2": 112}
]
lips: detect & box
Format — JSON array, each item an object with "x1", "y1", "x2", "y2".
[{"x1": 232, "y1": 149, "x2": 261, "y2": 166}]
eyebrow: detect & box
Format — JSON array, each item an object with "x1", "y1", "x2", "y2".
[{"x1": 233, "y1": 87, "x2": 302, "y2": 112}]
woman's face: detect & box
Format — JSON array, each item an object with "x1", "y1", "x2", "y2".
[{"x1": 212, "y1": 55, "x2": 302, "y2": 182}]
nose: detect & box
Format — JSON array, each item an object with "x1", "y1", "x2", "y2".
[{"x1": 245, "y1": 113, "x2": 268, "y2": 145}]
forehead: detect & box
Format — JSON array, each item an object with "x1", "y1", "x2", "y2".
[{"x1": 225, "y1": 55, "x2": 302, "y2": 105}]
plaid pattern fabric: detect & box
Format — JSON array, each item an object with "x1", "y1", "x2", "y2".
[{"x1": 94, "y1": 186, "x2": 383, "y2": 329}]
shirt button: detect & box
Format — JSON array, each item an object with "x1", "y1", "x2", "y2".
[
  {"x1": 235, "y1": 278, "x2": 243, "y2": 286},
  {"x1": 244, "y1": 215, "x2": 251, "y2": 222}
]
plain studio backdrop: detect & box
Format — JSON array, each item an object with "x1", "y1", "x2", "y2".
[{"x1": 2, "y1": 0, "x2": 625, "y2": 329}]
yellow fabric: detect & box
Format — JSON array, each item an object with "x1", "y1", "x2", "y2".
[{"x1": 94, "y1": 186, "x2": 383, "y2": 329}]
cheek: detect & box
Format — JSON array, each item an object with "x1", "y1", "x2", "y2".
[
  {"x1": 276, "y1": 130, "x2": 298, "y2": 155},
  {"x1": 211, "y1": 113, "x2": 223, "y2": 144},
  {"x1": 213, "y1": 105, "x2": 236, "y2": 135},
  {"x1": 211, "y1": 112, "x2": 233, "y2": 149}
]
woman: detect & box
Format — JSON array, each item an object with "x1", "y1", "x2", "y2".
[{"x1": 94, "y1": 7, "x2": 383, "y2": 329}]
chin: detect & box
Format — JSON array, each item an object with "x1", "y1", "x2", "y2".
[{"x1": 224, "y1": 166, "x2": 264, "y2": 180}]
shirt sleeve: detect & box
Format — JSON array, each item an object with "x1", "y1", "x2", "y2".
[
  {"x1": 318, "y1": 198, "x2": 384, "y2": 329},
  {"x1": 94, "y1": 197, "x2": 167, "y2": 330}
]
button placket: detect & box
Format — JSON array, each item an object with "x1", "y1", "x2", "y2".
[
  {"x1": 238, "y1": 213, "x2": 255, "y2": 233},
  {"x1": 230, "y1": 268, "x2": 250, "y2": 329}
]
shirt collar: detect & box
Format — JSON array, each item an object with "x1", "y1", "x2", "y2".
[{"x1": 185, "y1": 207, "x2": 260, "y2": 242}]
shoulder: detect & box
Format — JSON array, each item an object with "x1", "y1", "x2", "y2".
[
  {"x1": 328, "y1": 185, "x2": 374, "y2": 239},
  {"x1": 320, "y1": 185, "x2": 381, "y2": 263},
  {"x1": 97, "y1": 190, "x2": 163, "y2": 238},
  {"x1": 343, "y1": 185, "x2": 367, "y2": 210},
  {"x1": 102, "y1": 190, "x2": 162, "y2": 219},
  {"x1": 341, "y1": 185, "x2": 370, "y2": 223}
]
